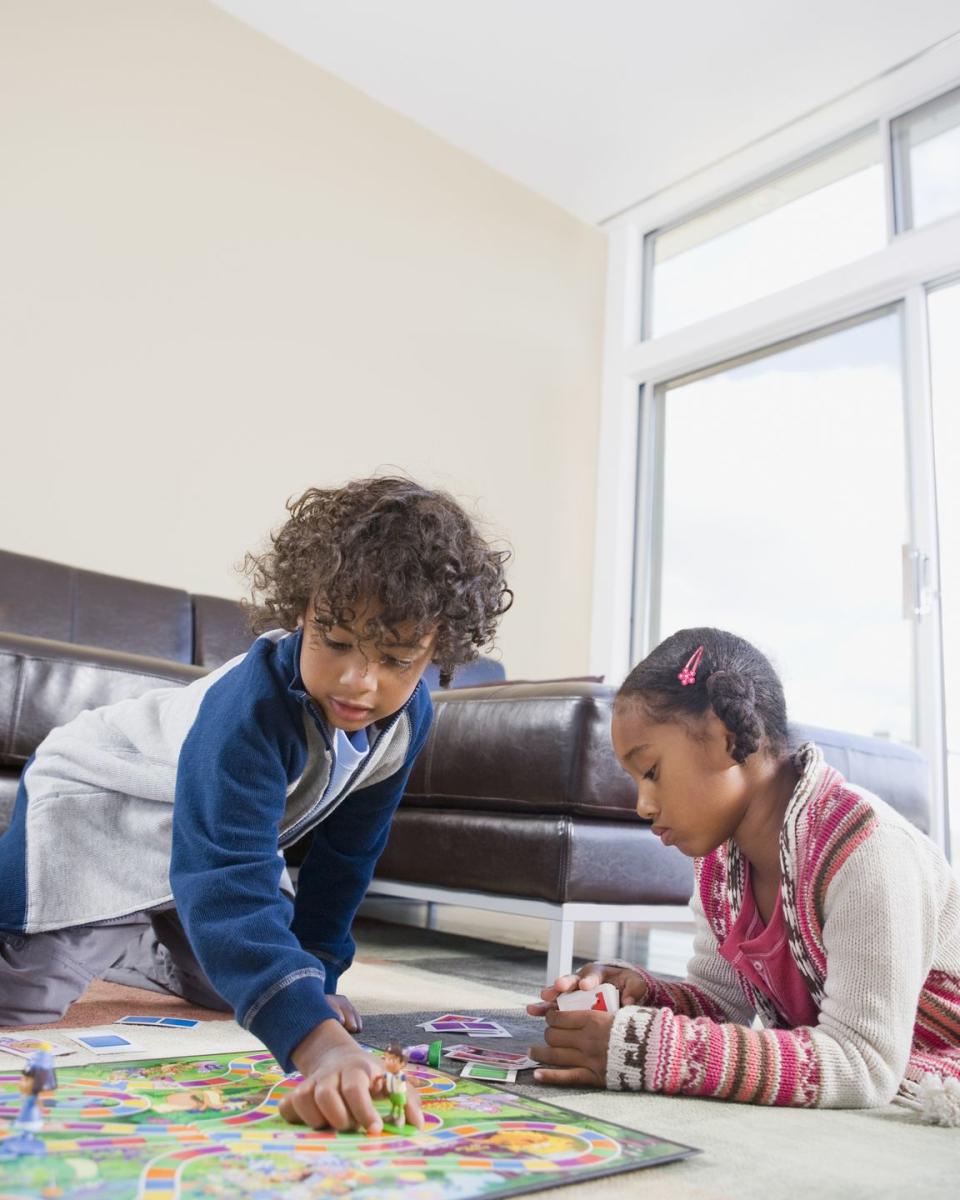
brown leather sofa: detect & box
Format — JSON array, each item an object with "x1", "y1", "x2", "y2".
[
  {"x1": 1, "y1": 549, "x2": 932, "y2": 982},
  {"x1": 0, "y1": 548, "x2": 504, "y2": 825},
  {"x1": 366, "y1": 679, "x2": 931, "y2": 977}
]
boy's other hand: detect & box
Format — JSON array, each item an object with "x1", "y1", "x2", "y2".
[
  {"x1": 280, "y1": 1018, "x2": 423, "y2": 1134},
  {"x1": 326, "y1": 993, "x2": 362, "y2": 1033},
  {"x1": 525, "y1": 961, "x2": 650, "y2": 1016},
  {"x1": 529, "y1": 1008, "x2": 614, "y2": 1087}
]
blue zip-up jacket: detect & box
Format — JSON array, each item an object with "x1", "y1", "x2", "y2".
[{"x1": 0, "y1": 630, "x2": 433, "y2": 1069}]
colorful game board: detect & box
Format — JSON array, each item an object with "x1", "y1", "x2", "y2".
[{"x1": 0, "y1": 1049, "x2": 697, "y2": 1198}]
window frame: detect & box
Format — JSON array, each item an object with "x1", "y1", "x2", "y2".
[
  {"x1": 642, "y1": 124, "x2": 887, "y2": 340},
  {"x1": 892, "y1": 83, "x2": 960, "y2": 233},
  {"x1": 592, "y1": 47, "x2": 960, "y2": 852}
]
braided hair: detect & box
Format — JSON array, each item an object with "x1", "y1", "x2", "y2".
[{"x1": 617, "y1": 628, "x2": 788, "y2": 764}]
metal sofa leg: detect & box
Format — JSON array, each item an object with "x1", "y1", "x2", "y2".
[{"x1": 546, "y1": 913, "x2": 576, "y2": 984}]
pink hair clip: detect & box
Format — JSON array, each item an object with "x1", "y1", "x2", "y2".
[{"x1": 677, "y1": 645, "x2": 704, "y2": 686}]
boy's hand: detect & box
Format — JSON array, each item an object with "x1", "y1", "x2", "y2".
[
  {"x1": 326, "y1": 993, "x2": 362, "y2": 1033},
  {"x1": 530, "y1": 1008, "x2": 615, "y2": 1087},
  {"x1": 280, "y1": 1018, "x2": 424, "y2": 1133},
  {"x1": 526, "y1": 961, "x2": 650, "y2": 1016}
]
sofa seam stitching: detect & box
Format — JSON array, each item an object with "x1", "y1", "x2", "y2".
[
  {"x1": 0, "y1": 649, "x2": 199, "y2": 686},
  {"x1": 6, "y1": 655, "x2": 26, "y2": 759}
]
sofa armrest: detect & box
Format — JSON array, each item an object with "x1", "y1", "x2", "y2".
[
  {"x1": 0, "y1": 632, "x2": 205, "y2": 768},
  {"x1": 406, "y1": 681, "x2": 635, "y2": 818}
]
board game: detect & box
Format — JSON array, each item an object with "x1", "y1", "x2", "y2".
[{"x1": 0, "y1": 1048, "x2": 696, "y2": 1198}]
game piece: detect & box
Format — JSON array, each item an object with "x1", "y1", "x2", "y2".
[
  {"x1": 443, "y1": 1044, "x2": 539, "y2": 1069},
  {"x1": 403, "y1": 1039, "x2": 443, "y2": 1067},
  {"x1": 116, "y1": 1016, "x2": 200, "y2": 1028},
  {"x1": 460, "y1": 1062, "x2": 519, "y2": 1083},
  {"x1": 381, "y1": 1041, "x2": 408, "y2": 1128},
  {"x1": 0, "y1": 1036, "x2": 72, "y2": 1060},
  {"x1": 66, "y1": 1032, "x2": 142, "y2": 1054},
  {"x1": 556, "y1": 982, "x2": 621, "y2": 1014},
  {"x1": 0, "y1": 1049, "x2": 58, "y2": 1158},
  {"x1": 0, "y1": 1048, "x2": 699, "y2": 1192}
]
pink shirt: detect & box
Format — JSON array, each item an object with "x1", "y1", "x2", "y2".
[{"x1": 718, "y1": 865, "x2": 820, "y2": 1028}]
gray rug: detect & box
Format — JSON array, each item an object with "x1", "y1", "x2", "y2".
[
  {"x1": 354, "y1": 917, "x2": 587, "y2": 994},
  {"x1": 359, "y1": 1008, "x2": 552, "y2": 1098}
]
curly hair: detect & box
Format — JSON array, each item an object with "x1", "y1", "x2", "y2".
[
  {"x1": 617, "y1": 627, "x2": 788, "y2": 764},
  {"x1": 242, "y1": 477, "x2": 512, "y2": 687}
]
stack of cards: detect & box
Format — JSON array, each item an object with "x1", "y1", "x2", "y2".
[
  {"x1": 66, "y1": 1032, "x2": 144, "y2": 1055},
  {"x1": 443, "y1": 1044, "x2": 537, "y2": 1070},
  {"x1": 416, "y1": 1014, "x2": 511, "y2": 1038},
  {"x1": 556, "y1": 983, "x2": 621, "y2": 1014},
  {"x1": 0, "y1": 1035, "x2": 72, "y2": 1060}
]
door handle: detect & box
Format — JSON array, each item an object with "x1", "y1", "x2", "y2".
[{"x1": 902, "y1": 544, "x2": 933, "y2": 619}]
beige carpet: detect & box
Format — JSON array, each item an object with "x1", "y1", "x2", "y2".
[{"x1": 1, "y1": 937, "x2": 956, "y2": 1199}]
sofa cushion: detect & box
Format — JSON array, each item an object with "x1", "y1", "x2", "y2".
[
  {"x1": 375, "y1": 809, "x2": 694, "y2": 905},
  {"x1": 791, "y1": 723, "x2": 929, "y2": 834},
  {"x1": 406, "y1": 683, "x2": 633, "y2": 818},
  {"x1": 0, "y1": 549, "x2": 194, "y2": 664},
  {"x1": 0, "y1": 633, "x2": 204, "y2": 769},
  {"x1": 191, "y1": 593, "x2": 254, "y2": 669}
]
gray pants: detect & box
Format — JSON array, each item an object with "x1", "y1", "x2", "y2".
[{"x1": 0, "y1": 909, "x2": 230, "y2": 1026}]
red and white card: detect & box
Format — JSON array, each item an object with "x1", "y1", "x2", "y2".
[
  {"x1": 556, "y1": 982, "x2": 620, "y2": 1014},
  {"x1": 443, "y1": 1044, "x2": 538, "y2": 1069}
]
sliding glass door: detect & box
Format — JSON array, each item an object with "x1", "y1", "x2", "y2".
[
  {"x1": 649, "y1": 309, "x2": 912, "y2": 742},
  {"x1": 928, "y1": 281, "x2": 960, "y2": 857}
]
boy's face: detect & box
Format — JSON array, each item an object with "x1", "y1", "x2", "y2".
[{"x1": 299, "y1": 598, "x2": 436, "y2": 731}]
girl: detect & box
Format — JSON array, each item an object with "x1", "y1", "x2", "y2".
[{"x1": 528, "y1": 628, "x2": 960, "y2": 1109}]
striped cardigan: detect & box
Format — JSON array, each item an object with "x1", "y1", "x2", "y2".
[{"x1": 606, "y1": 743, "x2": 960, "y2": 1107}]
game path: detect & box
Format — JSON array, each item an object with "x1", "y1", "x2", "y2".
[{"x1": 0, "y1": 1048, "x2": 697, "y2": 1199}]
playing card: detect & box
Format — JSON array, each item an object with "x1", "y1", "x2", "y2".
[
  {"x1": 422, "y1": 1019, "x2": 511, "y2": 1037},
  {"x1": 443, "y1": 1043, "x2": 538, "y2": 1069},
  {"x1": 116, "y1": 1016, "x2": 200, "y2": 1028},
  {"x1": 66, "y1": 1032, "x2": 143, "y2": 1054},
  {"x1": 556, "y1": 982, "x2": 621, "y2": 1014},
  {"x1": 415, "y1": 1014, "x2": 484, "y2": 1029},
  {"x1": 460, "y1": 1062, "x2": 518, "y2": 1083},
  {"x1": 0, "y1": 1035, "x2": 72, "y2": 1059}
]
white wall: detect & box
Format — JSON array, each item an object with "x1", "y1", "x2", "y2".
[{"x1": 0, "y1": 0, "x2": 606, "y2": 679}]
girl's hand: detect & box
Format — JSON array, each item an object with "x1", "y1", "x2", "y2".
[
  {"x1": 530, "y1": 1009, "x2": 615, "y2": 1087},
  {"x1": 526, "y1": 961, "x2": 650, "y2": 1016},
  {"x1": 280, "y1": 1018, "x2": 423, "y2": 1133}
]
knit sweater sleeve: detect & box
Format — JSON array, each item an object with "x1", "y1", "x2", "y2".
[
  {"x1": 622, "y1": 888, "x2": 757, "y2": 1024},
  {"x1": 606, "y1": 825, "x2": 935, "y2": 1107}
]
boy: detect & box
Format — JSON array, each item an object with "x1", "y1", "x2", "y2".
[{"x1": 0, "y1": 477, "x2": 511, "y2": 1135}]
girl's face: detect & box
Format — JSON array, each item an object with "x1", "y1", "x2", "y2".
[{"x1": 611, "y1": 697, "x2": 749, "y2": 858}]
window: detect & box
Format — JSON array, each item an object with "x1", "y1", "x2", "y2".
[
  {"x1": 928, "y1": 280, "x2": 960, "y2": 858},
  {"x1": 648, "y1": 132, "x2": 886, "y2": 337},
  {"x1": 654, "y1": 310, "x2": 910, "y2": 741},
  {"x1": 599, "y1": 71, "x2": 960, "y2": 852},
  {"x1": 893, "y1": 85, "x2": 960, "y2": 231}
]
